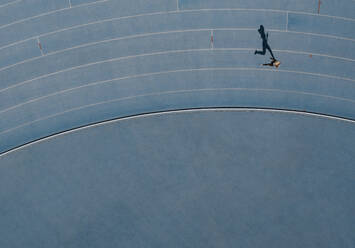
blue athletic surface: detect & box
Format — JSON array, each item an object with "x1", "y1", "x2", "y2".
[
  {"x1": 0, "y1": 0, "x2": 355, "y2": 246},
  {"x1": 0, "y1": 0, "x2": 355, "y2": 153},
  {"x1": 1, "y1": 109, "x2": 355, "y2": 247}
]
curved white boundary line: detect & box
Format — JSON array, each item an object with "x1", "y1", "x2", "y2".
[
  {"x1": 1, "y1": 107, "x2": 355, "y2": 158},
  {"x1": 184, "y1": 8, "x2": 355, "y2": 22},
  {"x1": 1, "y1": 87, "x2": 355, "y2": 136},
  {"x1": 1, "y1": 67, "x2": 355, "y2": 115}
]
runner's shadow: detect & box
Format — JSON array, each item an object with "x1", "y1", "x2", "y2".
[{"x1": 254, "y1": 25, "x2": 275, "y2": 60}]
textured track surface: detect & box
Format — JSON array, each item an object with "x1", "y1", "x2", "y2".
[
  {"x1": 1, "y1": 109, "x2": 355, "y2": 247},
  {"x1": 0, "y1": 0, "x2": 355, "y2": 153},
  {"x1": 0, "y1": 1, "x2": 355, "y2": 246}
]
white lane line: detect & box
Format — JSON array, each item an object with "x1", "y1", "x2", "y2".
[
  {"x1": 285, "y1": 30, "x2": 355, "y2": 42},
  {"x1": 0, "y1": 29, "x2": 209, "y2": 72},
  {"x1": 1, "y1": 66, "x2": 355, "y2": 116},
  {"x1": 0, "y1": 0, "x2": 21, "y2": 8},
  {"x1": 0, "y1": 37, "x2": 35, "y2": 52},
  {"x1": 0, "y1": 28, "x2": 354, "y2": 74},
  {"x1": 217, "y1": 27, "x2": 355, "y2": 42},
  {"x1": 0, "y1": 48, "x2": 207, "y2": 93},
  {"x1": 214, "y1": 47, "x2": 355, "y2": 62},
  {"x1": 176, "y1": 0, "x2": 179, "y2": 11},
  {"x1": 220, "y1": 46, "x2": 355, "y2": 62},
  {"x1": 1, "y1": 8, "x2": 355, "y2": 53},
  {"x1": 1, "y1": 6, "x2": 353, "y2": 32},
  {"x1": 0, "y1": 0, "x2": 110, "y2": 30},
  {"x1": 0, "y1": 47, "x2": 354, "y2": 94},
  {"x1": 1, "y1": 86, "x2": 355, "y2": 136},
  {"x1": 2, "y1": 107, "x2": 355, "y2": 157},
  {"x1": 181, "y1": 8, "x2": 355, "y2": 22},
  {"x1": 0, "y1": 10, "x2": 172, "y2": 52},
  {"x1": 273, "y1": 49, "x2": 355, "y2": 62},
  {"x1": 69, "y1": 0, "x2": 72, "y2": 8}
]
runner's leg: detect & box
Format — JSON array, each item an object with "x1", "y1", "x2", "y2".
[{"x1": 255, "y1": 41, "x2": 267, "y2": 55}]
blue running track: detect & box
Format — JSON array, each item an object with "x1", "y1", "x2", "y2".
[{"x1": 0, "y1": 0, "x2": 354, "y2": 247}]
